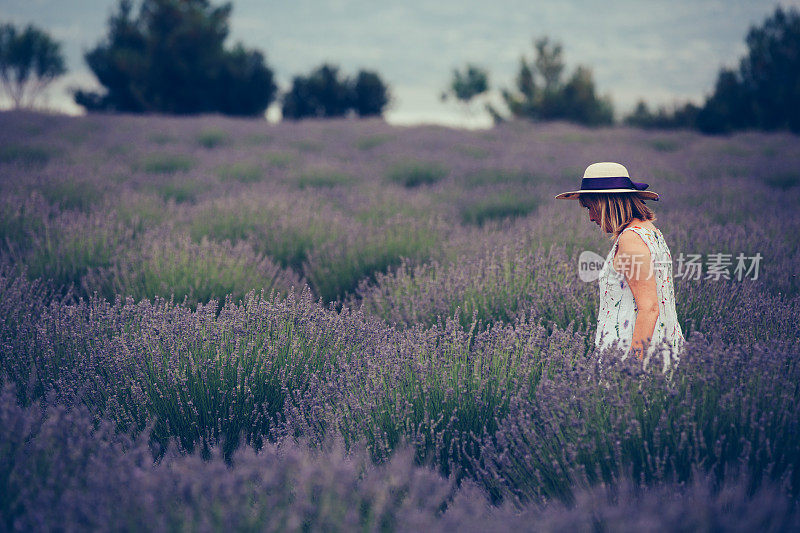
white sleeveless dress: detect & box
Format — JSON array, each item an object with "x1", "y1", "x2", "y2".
[{"x1": 595, "y1": 224, "x2": 686, "y2": 371}]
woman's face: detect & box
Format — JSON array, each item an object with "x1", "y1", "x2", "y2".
[{"x1": 580, "y1": 199, "x2": 600, "y2": 227}]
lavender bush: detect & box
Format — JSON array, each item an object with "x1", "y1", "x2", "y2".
[
  {"x1": 2, "y1": 379, "x2": 798, "y2": 532},
  {"x1": 2, "y1": 263, "x2": 798, "y2": 502},
  {"x1": 356, "y1": 240, "x2": 597, "y2": 334},
  {"x1": 87, "y1": 231, "x2": 300, "y2": 307}
]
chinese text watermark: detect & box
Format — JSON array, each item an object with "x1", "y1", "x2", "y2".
[{"x1": 578, "y1": 251, "x2": 762, "y2": 283}]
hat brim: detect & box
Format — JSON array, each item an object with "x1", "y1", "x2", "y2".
[{"x1": 554, "y1": 189, "x2": 659, "y2": 201}]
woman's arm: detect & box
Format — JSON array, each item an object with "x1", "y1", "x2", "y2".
[{"x1": 614, "y1": 231, "x2": 659, "y2": 359}]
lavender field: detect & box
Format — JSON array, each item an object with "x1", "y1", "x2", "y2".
[{"x1": 1, "y1": 109, "x2": 800, "y2": 530}]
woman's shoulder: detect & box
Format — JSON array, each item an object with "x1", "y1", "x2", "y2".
[
  {"x1": 616, "y1": 228, "x2": 652, "y2": 256},
  {"x1": 614, "y1": 222, "x2": 660, "y2": 257}
]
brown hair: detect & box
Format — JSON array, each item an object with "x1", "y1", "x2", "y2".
[{"x1": 578, "y1": 192, "x2": 656, "y2": 240}]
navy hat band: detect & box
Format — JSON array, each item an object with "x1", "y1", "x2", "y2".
[{"x1": 580, "y1": 176, "x2": 649, "y2": 191}]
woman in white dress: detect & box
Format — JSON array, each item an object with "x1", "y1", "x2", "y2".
[{"x1": 555, "y1": 162, "x2": 685, "y2": 371}]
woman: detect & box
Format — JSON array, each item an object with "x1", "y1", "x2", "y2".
[{"x1": 555, "y1": 162, "x2": 685, "y2": 371}]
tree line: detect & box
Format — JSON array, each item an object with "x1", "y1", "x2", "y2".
[
  {"x1": 1, "y1": 1, "x2": 798, "y2": 133},
  {"x1": 624, "y1": 6, "x2": 800, "y2": 133},
  {"x1": 73, "y1": 0, "x2": 391, "y2": 119},
  {"x1": 444, "y1": 6, "x2": 800, "y2": 133},
  {"x1": 1, "y1": 0, "x2": 390, "y2": 120}
]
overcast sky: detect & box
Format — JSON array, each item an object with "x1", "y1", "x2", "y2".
[{"x1": 1, "y1": 0, "x2": 797, "y2": 127}]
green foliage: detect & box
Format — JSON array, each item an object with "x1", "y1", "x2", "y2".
[
  {"x1": 698, "y1": 6, "x2": 800, "y2": 133},
  {"x1": 763, "y1": 172, "x2": 799, "y2": 190},
  {"x1": 355, "y1": 134, "x2": 393, "y2": 150},
  {"x1": 628, "y1": 6, "x2": 800, "y2": 134},
  {"x1": 365, "y1": 324, "x2": 524, "y2": 476},
  {"x1": 24, "y1": 213, "x2": 131, "y2": 294},
  {"x1": 451, "y1": 144, "x2": 491, "y2": 159},
  {"x1": 196, "y1": 128, "x2": 230, "y2": 148},
  {"x1": 187, "y1": 196, "x2": 343, "y2": 272},
  {"x1": 359, "y1": 245, "x2": 594, "y2": 332},
  {"x1": 624, "y1": 100, "x2": 700, "y2": 130},
  {"x1": 74, "y1": 0, "x2": 277, "y2": 116},
  {"x1": 557, "y1": 66, "x2": 615, "y2": 126},
  {"x1": 281, "y1": 63, "x2": 391, "y2": 119},
  {"x1": 462, "y1": 169, "x2": 539, "y2": 187},
  {"x1": 496, "y1": 36, "x2": 613, "y2": 126},
  {"x1": 304, "y1": 218, "x2": 440, "y2": 302},
  {"x1": 139, "y1": 152, "x2": 195, "y2": 174},
  {"x1": 351, "y1": 70, "x2": 392, "y2": 117},
  {"x1": 264, "y1": 151, "x2": 295, "y2": 168},
  {"x1": 94, "y1": 233, "x2": 295, "y2": 307},
  {"x1": 289, "y1": 140, "x2": 323, "y2": 152},
  {"x1": 533, "y1": 37, "x2": 565, "y2": 93},
  {"x1": 0, "y1": 193, "x2": 49, "y2": 256},
  {"x1": 294, "y1": 169, "x2": 354, "y2": 189},
  {"x1": 646, "y1": 138, "x2": 682, "y2": 153},
  {"x1": 386, "y1": 159, "x2": 448, "y2": 188},
  {"x1": 0, "y1": 144, "x2": 55, "y2": 168},
  {"x1": 110, "y1": 192, "x2": 169, "y2": 233},
  {"x1": 148, "y1": 132, "x2": 174, "y2": 145},
  {"x1": 459, "y1": 191, "x2": 539, "y2": 226},
  {"x1": 38, "y1": 180, "x2": 104, "y2": 212},
  {"x1": 149, "y1": 179, "x2": 203, "y2": 203},
  {"x1": 215, "y1": 162, "x2": 263, "y2": 183},
  {"x1": 244, "y1": 132, "x2": 273, "y2": 145},
  {"x1": 281, "y1": 64, "x2": 350, "y2": 119},
  {"x1": 441, "y1": 63, "x2": 490, "y2": 117},
  {"x1": 0, "y1": 22, "x2": 66, "y2": 108},
  {"x1": 188, "y1": 203, "x2": 259, "y2": 245},
  {"x1": 696, "y1": 68, "x2": 756, "y2": 134},
  {"x1": 281, "y1": 63, "x2": 349, "y2": 119}
]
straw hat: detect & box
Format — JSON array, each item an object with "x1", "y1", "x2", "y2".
[{"x1": 554, "y1": 162, "x2": 659, "y2": 201}]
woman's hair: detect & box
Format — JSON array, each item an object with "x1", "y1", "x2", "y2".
[{"x1": 578, "y1": 193, "x2": 656, "y2": 240}]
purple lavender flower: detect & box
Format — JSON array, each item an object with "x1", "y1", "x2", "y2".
[{"x1": 1, "y1": 110, "x2": 799, "y2": 528}]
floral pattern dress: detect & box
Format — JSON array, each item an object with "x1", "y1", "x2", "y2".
[{"x1": 595, "y1": 224, "x2": 685, "y2": 371}]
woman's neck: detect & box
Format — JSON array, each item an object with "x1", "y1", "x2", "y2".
[{"x1": 627, "y1": 217, "x2": 650, "y2": 227}]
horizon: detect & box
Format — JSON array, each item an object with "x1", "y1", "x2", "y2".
[{"x1": 1, "y1": 0, "x2": 798, "y2": 128}]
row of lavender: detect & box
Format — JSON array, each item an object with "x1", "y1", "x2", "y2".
[
  {"x1": 3, "y1": 378, "x2": 797, "y2": 531},
  {"x1": 2, "y1": 263, "x2": 799, "y2": 529},
  {"x1": 2, "y1": 111, "x2": 798, "y2": 308},
  {"x1": 2, "y1": 110, "x2": 800, "y2": 528}
]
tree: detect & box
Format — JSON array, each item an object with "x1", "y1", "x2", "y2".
[
  {"x1": 216, "y1": 44, "x2": 278, "y2": 116},
  {"x1": 0, "y1": 22, "x2": 66, "y2": 109},
  {"x1": 440, "y1": 63, "x2": 489, "y2": 118},
  {"x1": 738, "y1": 6, "x2": 800, "y2": 131},
  {"x1": 608, "y1": 6, "x2": 799, "y2": 134},
  {"x1": 623, "y1": 99, "x2": 700, "y2": 130},
  {"x1": 558, "y1": 66, "x2": 614, "y2": 126},
  {"x1": 74, "y1": 0, "x2": 277, "y2": 116},
  {"x1": 281, "y1": 63, "x2": 391, "y2": 120},
  {"x1": 534, "y1": 37, "x2": 564, "y2": 94},
  {"x1": 350, "y1": 70, "x2": 391, "y2": 117},
  {"x1": 281, "y1": 64, "x2": 351, "y2": 119},
  {"x1": 694, "y1": 6, "x2": 800, "y2": 134},
  {"x1": 695, "y1": 68, "x2": 753, "y2": 134},
  {"x1": 499, "y1": 46, "x2": 546, "y2": 119},
  {"x1": 493, "y1": 36, "x2": 613, "y2": 126}
]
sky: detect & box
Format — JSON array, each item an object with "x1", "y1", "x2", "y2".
[{"x1": 1, "y1": 0, "x2": 798, "y2": 128}]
